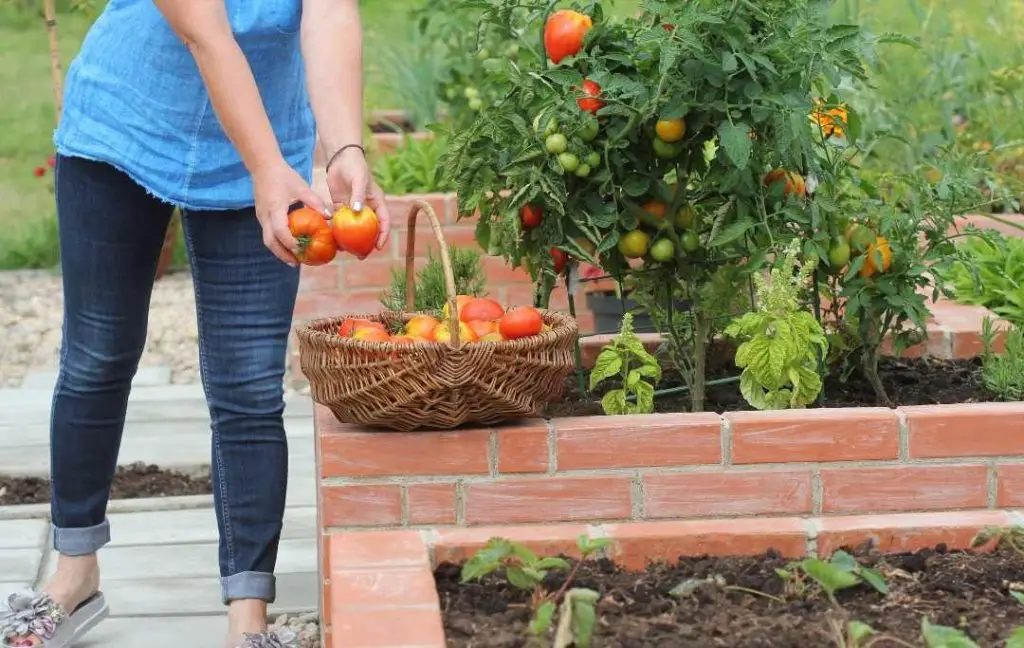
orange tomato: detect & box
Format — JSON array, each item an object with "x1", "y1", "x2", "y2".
[
  {"x1": 404, "y1": 314, "x2": 441, "y2": 340},
  {"x1": 544, "y1": 9, "x2": 593, "y2": 64},
  {"x1": 434, "y1": 321, "x2": 479, "y2": 344},
  {"x1": 338, "y1": 318, "x2": 385, "y2": 337},
  {"x1": 459, "y1": 298, "x2": 505, "y2": 323},
  {"x1": 331, "y1": 204, "x2": 380, "y2": 260},
  {"x1": 642, "y1": 200, "x2": 668, "y2": 220},
  {"x1": 478, "y1": 332, "x2": 504, "y2": 342},
  {"x1": 466, "y1": 319, "x2": 498, "y2": 338},
  {"x1": 859, "y1": 236, "x2": 893, "y2": 278},
  {"x1": 352, "y1": 327, "x2": 391, "y2": 343},
  {"x1": 288, "y1": 206, "x2": 337, "y2": 266},
  {"x1": 763, "y1": 168, "x2": 806, "y2": 199},
  {"x1": 499, "y1": 307, "x2": 544, "y2": 340}
]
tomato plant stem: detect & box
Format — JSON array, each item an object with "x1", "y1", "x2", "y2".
[{"x1": 565, "y1": 270, "x2": 587, "y2": 397}]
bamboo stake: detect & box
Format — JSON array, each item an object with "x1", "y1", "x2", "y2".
[{"x1": 43, "y1": 0, "x2": 64, "y2": 125}]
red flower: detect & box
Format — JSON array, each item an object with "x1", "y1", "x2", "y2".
[
  {"x1": 47, "y1": 155, "x2": 56, "y2": 169},
  {"x1": 33, "y1": 166, "x2": 46, "y2": 177}
]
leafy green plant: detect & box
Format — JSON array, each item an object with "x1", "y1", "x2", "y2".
[
  {"x1": 372, "y1": 135, "x2": 453, "y2": 196},
  {"x1": 379, "y1": 244, "x2": 486, "y2": 313},
  {"x1": 947, "y1": 233, "x2": 1024, "y2": 326},
  {"x1": 980, "y1": 318, "x2": 1024, "y2": 401},
  {"x1": 460, "y1": 534, "x2": 609, "y2": 647},
  {"x1": 776, "y1": 549, "x2": 887, "y2": 605},
  {"x1": 0, "y1": 210, "x2": 59, "y2": 270},
  {"x1": 725, "y1": 241, "x2": 828, "y2": 410},
  {"x1": 374, "y1": 25, "x2": 444, "y2": 131},
  {"x1": 588, "y1": 312, "x2": 662, "y2": 415}
]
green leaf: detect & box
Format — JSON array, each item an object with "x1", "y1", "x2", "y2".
[
  {"x1": 634, "y1": 380, "x2": 656, "y2": 414},
  {"x1": 718, "y1": 121, "x2": 752, "y2": 169},
  {"x1": 858, "y1": 567, "x2": 888, "y2": 595},
  {"x1": 589, "y1": 349, "x2": 623, "y2": 389},
  {"x1": 1011, "y1": 591, "x2": 1024, "y2": 605},
  {"x1": 529, "y1": 601, "x2": 556, "y2": 635},
  {"x1": 1005, "y1": 626, "x2": 1024, "y2": 648},
  {"x1": 799, "y1": 558, "x2": 860, "y2": 595},
  {"x1": 721, "y1": 51, "x2": 738, "y2": 73},
  {"x1": 708, "y1": 217, "x2": 755, "y2": 248},
  {"x1": 571, "y1": 598, "x2": 597, "y2": 647},
  {"x1": 535, "y1": 556, "x2": 571, "y2": 571},
  {"x1": 830, "y1": 550, "x2": 858, "y2": 572},
  {"x1": 848, "y1": 620, "x2": 875, "y2": 644},
  {"x1": 921, "y1": 618, "x2": 981, "y2": 648},
  {"x1": 506, "y1": 565, "x2": 542, "y2": 590},
  {"x1": 600, "y1": 389, "x2": 629, "y2": 416}
]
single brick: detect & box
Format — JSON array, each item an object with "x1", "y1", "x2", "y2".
[
  {"x1": 495, "y1": 421, "x2": 550, "y2": 474},
  {"x1": 820, "y1": 464, "x2": 988, "y2": 514},
  {"x1": 555, "y1": 413, "x2": 721, "y2": 471},
  {"x1": 728, "y1": 408, "x2": 899, "y2": 464},
  {"x1": 330, "y1": 607, "x2": 445, "y2": 648},
  {"x1": 328, "y1": 530, "x2": 430, "y2": 570},
  {"x1": 464, "y1": 476, "x2": 632, "y2": 525},
  {"x1": 904, "y1": 403, "x2": 1024, "y2": 459},
  {"x1": 319, "y1": 428, "x2": 490, "y2": 478},
  {"x1": 643, "y1": 470, "x2": 813, "y2": 518},
  {"x1": 996, "y1": 464, "x2": 1024, "y2": 507},
  {"x1": 816, "y1": 510, "x2": 1013, "y2": 556},
  {"x1": 320, "y1": 484, "x2": 402, "y2": 528},
  {"x1": 407, "y1": 482, "x2": 458, "y2": 525}
]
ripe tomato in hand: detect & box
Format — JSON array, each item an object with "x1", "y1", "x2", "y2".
[
  {"x1": 499, "y1": 307, "x2": 544, "y2": 340},
  {"x1": 544, "y1": 9, "x2": 593, "y2": 64},
  {"x1": 331, "y1": 204, "x2": 380, "y2": 259},
  {"x1": 577, "y1": 80, "x2": 605, "y2": 115},
  {"x1": 288, "y1": 206, "x2": 337, "y2": 266}
]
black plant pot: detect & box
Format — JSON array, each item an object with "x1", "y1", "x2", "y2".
[{"x1": 585, "y1": 290, "x2": 691, "y2": 335}]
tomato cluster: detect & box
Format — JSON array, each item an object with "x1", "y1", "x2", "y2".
[
  {"x1": 288, "y1": 204, "x2": 380, "y2": 266},
  {"x1": 336, "y1": 297, "x2": 550, "y2": 345}
]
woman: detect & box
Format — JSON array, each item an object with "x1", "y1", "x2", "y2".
[{"x1": 1, "y1": 1, "x2": 390, "y2": 646}]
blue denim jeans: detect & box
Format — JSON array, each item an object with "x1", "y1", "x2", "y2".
[{"x1": 51, "y1": 154, "x2": 300, "y2": 604}]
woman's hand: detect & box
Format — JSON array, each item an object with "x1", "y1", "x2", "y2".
[
  {"x1": 252, "y1": 160, "x2": 331, "y2": 267},
  {"x1": 325, "y1": 147, "x2": 391, "y2": 251}
]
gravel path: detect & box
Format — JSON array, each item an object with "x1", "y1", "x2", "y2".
[{"x1": 0, "y1": 270, "x2": 200, "y2": 387}]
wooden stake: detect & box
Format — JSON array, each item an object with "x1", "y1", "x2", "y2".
[{"x1": 43, "y1": 0, "x2": 64, "y2": 125}]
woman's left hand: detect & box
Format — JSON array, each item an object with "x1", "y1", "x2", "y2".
[{"x1": 325, "y1": 148, "x2": 391, "y2": 251}]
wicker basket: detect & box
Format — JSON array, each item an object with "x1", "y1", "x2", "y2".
[{"x1": 295, "y1": 199, "x2": 579, "y2": 431}]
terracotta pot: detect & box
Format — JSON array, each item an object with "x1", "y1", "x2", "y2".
[{"x1": 155, "y1": 210, "x2": 180, "y2": 281}]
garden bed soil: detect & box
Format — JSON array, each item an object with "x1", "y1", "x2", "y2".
[
  {"x1": 437, "y1": 546, "x2": 1024, "y2": 647},
  {"x1": 0, "y1": 462, "x2": 212, "y2": 506},
  {"x1": 544, "y1": 353, "x2": 997, "y2": 417}
]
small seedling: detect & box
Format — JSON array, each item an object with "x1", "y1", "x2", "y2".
[
  {"x1": 461, "y1": 534, "x2": 610, "y2": 647},
  {"x1": 776, "y1": 550, "x2": 887, "y2": 604},
  {"x1": 972, "y1": 525, "x2": 1024, "y2": 556},
  {"x1": 589, "y1": 312, "x2": 662, "y2": 415},
  {"x1": 921, "y1": 617, "x2": 980, "y2": 648}
]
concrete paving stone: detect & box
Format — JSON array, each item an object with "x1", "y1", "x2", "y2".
[
  {"x1": 0, "y1": 518, "x2": 46, "y2": 550},
  {"x1": 77, "y1": 614, "x2": 227, "y2": 647},
  {"x1": 99, "y1": 571, "x2": 316, "y2": 617},
  {"x1": 20, "y1": 366, "x2": 173, "y2": 391},
  {"x1": 286, "y1": 470, "x2": 316, "y2": 508},
  {"x1": 105, "y1": 506, "x2": 316, "y2": 548},
  {"x1": 0, "y1": 548, "x2": 42, "y2": 585},
  {"x1": 44, "y1": 538, "x2": 315, "y2": 581},
  {"x1": 0, "y1": 580, "x2": 34, "y2": 595}
]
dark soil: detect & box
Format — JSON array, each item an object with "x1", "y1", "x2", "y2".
[
  {"x1": 544, "y1": 352, "x2": 996, "y2": 417},
  {"x1": 437, "y1": 546, "x2": 1024, "y2": 647},
  {"x1": 0, "y1": 462, "x2": 212, "y2": 506}
]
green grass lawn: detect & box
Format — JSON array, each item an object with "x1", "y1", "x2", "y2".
[{"x1": 0, "y1": 0, "x2": 1020, "y2": 268}]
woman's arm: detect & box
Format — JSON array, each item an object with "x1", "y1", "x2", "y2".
[
  {"x1": 152, "y1": 0, "x2": 328, "y2": 265},
  {"x1": 301, "y1": 0, "x2": 391, "y2": 249}
]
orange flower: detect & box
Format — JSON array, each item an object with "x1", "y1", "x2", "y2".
[{"x1": 810, "y1": 101, "x2": 848, "y2": 138}]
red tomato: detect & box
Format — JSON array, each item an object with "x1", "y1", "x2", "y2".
[
  {"x1": 543, "y1": 9, "x2": 593, "y2": 64},
  {"x1": 520, "y1": 204, "x2": 543, "y2": 230},
  {"x1": 338, "y1": 318, "x2": 385, "y2": 337},
  {"x1": 331, "y1": 204, "x2": 380, "y2": 259},
  {"x1": 577, "y1": 80, "x2": 605, "y2": 115},
  {"x1": 550, "y1": 248, "x2": 568, "y2": 274},
  {"x1": 499, "y1": 307, "x2": 544, "y2": 340},
  {"x1": 289, "y1": 206, "x2": 338, "y2": 266},
  {"x1": 460, "y1": 297, "x2": 505, "y2": 323}
]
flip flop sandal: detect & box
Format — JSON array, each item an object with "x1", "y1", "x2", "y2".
[
  {"x1": 237, "y1": 628, "x2": 298, "y2": 648},
  {"x1": 1, "y1": 589, "x2": 109, "y2": 648}
]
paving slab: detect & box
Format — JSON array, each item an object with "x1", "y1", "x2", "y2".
[
  {"x1": 0, "y1": 548, "x2": 42, "y2": 585},
  {"x1": 105, "y1": 506, "x2": 316, "y2": 548},
  {"x1": 98, "y1": 571, "x2": 316, "y2": 617},
  {"x1": 43, "y1": 538, "x2": 315, "y2": 581},
  {"x1": 0, "y1": 580, "x2": 33, "y2": 594},
  {"x1": 20, "y1": 366, "x2": 173, "y2": 391},
  {"x1": 0, "y1": 518, "x2": 47, "y2": 550},
  {"x1": 77, "y1": 615, "x2": 227, "y2": 647}
]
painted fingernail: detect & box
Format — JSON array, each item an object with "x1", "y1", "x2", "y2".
[
  {"x1": 352, "y1": 201, "x2": 363, "y2": 212},
  {"x1": 322, "y1": 207, "x2": 332, "y2": 217}
]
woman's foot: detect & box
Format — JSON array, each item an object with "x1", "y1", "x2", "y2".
[
  {"x1": 2, "y1": 555, "x2": 100, "y2": 646},
  {"x1": 225, "y1": 600, "x2": 295, "y2": 648}
]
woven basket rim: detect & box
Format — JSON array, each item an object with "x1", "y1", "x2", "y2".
[{"x1": 295, "y1": 309, "x2": 579, "y2": 353}]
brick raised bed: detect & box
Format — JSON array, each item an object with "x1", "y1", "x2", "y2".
[{"x1": 312, "y1": 388, "x2": 1024, "y2": 646}]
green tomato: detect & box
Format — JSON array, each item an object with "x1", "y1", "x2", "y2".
[
  {"x1": 468, "y1": 97, "x2": 483, "y2": 111},
  {"x1": 546, "y1": 133, "x2": 568, "y2": 154},
  {"x1": 828, "y1": 239, "x2": 852, "y2": 270},
  {"x1": 578, "y1": 118, "x2": 600, "y2": 142},
  {"x1": 585, "y1": 151, "x2": 601, "y2": 167},
  {"x1": 650, "y1": 238, "x2": 675, "y2": 262},
  {"x1": 445, "y1": 87, "x2": 458, "y2": 101},
  {"x1": 505, "y1": 43, "x2": 520, "y2": 58},
  {"x1": 681, "y1": 230, "x2": 700, "y2": 253},
  {"x1": 476, "y1": 48, "x2": 490, "y2": 61},
  {"x1": 653, "y1": 137, "x2": 685, "y2": 160},
  {"x1": 464, "y1": 86, "x2": 479, "y2": 99},
  {"x1": 545, "y1": 117, "x2": 560, "y2": 136},
  {"x1": 557, "y1": 152, "x2": 579, "y2": 173},
  {"x1": 574, "y1": 163, "x2": 591, "y2": 178}
]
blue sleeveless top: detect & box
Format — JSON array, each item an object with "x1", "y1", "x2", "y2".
[{"x1": 54, "y1": 0, "x2": 315, "y2": 211}]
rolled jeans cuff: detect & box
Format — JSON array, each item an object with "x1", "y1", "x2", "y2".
[
  {"x1": 222, "y1": 571, "x2": 277, "y2": 605},
  {"x1": 52, "y1": 518, "x2": 111, "y2": 556}
]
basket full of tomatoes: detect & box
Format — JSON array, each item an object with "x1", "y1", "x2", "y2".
[{"x1": 295, "y1": 199, "x2": 579, "y2": 432}]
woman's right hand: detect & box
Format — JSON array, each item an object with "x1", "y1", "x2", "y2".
[{"x1": 252, "y1": 160, "x2": 332, "y2": 267}]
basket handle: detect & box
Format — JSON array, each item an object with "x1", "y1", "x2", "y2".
[{"x1": 404, "y1": 200, "x2": 461, "y2": 348}]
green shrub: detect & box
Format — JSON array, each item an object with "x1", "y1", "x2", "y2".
[
  {"x1": 380, "y1": 244, "x2": 486, "y2": 313},
  {"x1": 981, "y1": 318, "x2": 1024, "y2": 401},
  {"x1": 947, "y1": 233, "x2": 1024, "y2": 326},
  {"x1": 372, "y1": 135, "x2": 453, "y2": 196},
  {"x1": 0, "y1": 211, "x2": 60, "y2": 270}
]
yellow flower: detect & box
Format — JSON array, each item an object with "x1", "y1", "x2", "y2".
[{"x1": 810, "y1": 101, "x2": 848, "y2": 138}]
